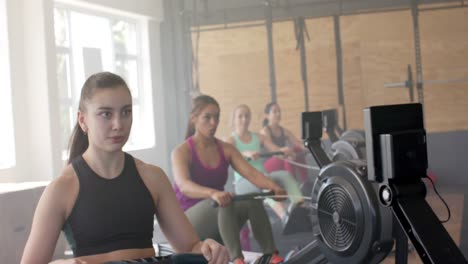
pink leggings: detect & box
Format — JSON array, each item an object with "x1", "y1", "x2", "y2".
[{"x1": 264, "y1": 155, "x2": 308, "y2": 183}]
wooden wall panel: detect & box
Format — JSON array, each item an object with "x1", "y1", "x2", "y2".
[
  {"x1": 273, "y1": 21, "x2": 306, "y2": 138},
  {"x1": 341, "y1": 11, "x2": 415, "y2": 131},
  {"x1": 305, "y1": 18, "x2": 339, "y2": 112},
  {"x1": 420, "y1": 8, "x2": 468, "y2": 132},
  {"x1": 196, "y1": 8, "x2": 468, "y2": 137},
  {"x1": 341, "y1": 15, "x2": 364, "y2": 130},
  {"x1": 196, "y1": 24, "x2": 271, "y2": 138}
]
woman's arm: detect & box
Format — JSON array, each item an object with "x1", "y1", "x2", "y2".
[
  {"x1": 259, "y1": 130, "x2": 295, "y2": 157},
  {"x1": 225, "y1": 135, "x2": 260, "y2": 161},
  {"x1": 171, "y1": 144, "x2": 232, "y2": 207},
  {"x1": 142, "y1": 164, "x2": 229, "y2": 263},
  {"x1": 284, "y1": 128, "x2": 306, "y2": 151},
  {"x1": 171, "y1": 144, "x2": 217, "y2": 199},
  {"x1": 147, "y1": 165, "x2": 201, "y2": 253},
  {"x1": 21, "y1": 173, "x2": 76, "y2": 264},
  {"x1": 224, "y1": 142, "x2": 284, "y2": 194},
  {"x1": 257, "y1": 133, "x2": 282, "y2": 152}
]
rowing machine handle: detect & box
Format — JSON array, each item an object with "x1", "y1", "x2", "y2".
[
  {"x1": 211, "y1": 191, "x2": 275, "y2": 208},
  {"x1": 171, "y1": 253, "x2": 208, "y2": 264},
  {"x1": 245, "y1": 151, "x2": 285, "y2": 161},
  {"x1": 103, "y1": 253, "x2": 208, "y2": 264}
]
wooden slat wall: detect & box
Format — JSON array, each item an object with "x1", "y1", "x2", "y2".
[
  {"x1": 274, "y1": 21, "x2": 304, "y2": 137},
  {"x1": 341, "y1": 11, "x2": 415, "y2": 131},
  {"x1": 420, "y1": 8, "x2": 468, "y2": 132},
  {"x1": 196, "y1": 8, "x2": 468, "y2": 138},
  {"x1": 196, "y1": 23, "x2": 270, "y2": 138}
]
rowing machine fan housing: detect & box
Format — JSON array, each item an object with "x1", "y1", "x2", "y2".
[{"x1": 310, "y1": 160, "x2": 393, "y2": 263}]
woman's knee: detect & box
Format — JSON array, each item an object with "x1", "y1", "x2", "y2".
[{"x1": 264, "y1": 157, "x2": 285, "y2": 172}]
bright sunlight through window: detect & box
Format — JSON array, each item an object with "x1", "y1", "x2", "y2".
[
  {"x1": 0, "y1": 0, "x2": 16, "y2": 169},
  {"x1": 54, "y1": 4, "x2": 155, "y2": 159}
]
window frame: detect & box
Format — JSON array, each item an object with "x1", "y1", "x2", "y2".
[
  {"x1": 0, "y1": 0, "x2": 16, "y2": 170},
  {"x1": 53, "y1": 2, "x2": 155, "y2": 159}
]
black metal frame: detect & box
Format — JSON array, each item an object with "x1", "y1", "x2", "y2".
[
  {"x1": 365, "y1": 103, "x2": 467, "y2": 264},
  {"x1": 182, "y1": 0, "x2": 465, "y2": 26}
]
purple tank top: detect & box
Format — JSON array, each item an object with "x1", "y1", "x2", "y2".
[{"x1": 174, "y1": 137, "x2": 229, "y2": 211}]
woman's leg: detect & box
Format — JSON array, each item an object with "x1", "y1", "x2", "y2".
[
  {"x1": 218, "y1": 202, "x2": 248, "y2": 260},
  {"x1": 264, "y1": 170, "x2": 303, "y2": 224},
  {"x1": 245, "y1": 200, "x2": 277, "y2": 254},
  {"x1": 268, "y1": 170, "x2": 303, "y2": 204},
  {"x1": 185, "y1": 199, "x2": 223, "y2": 244},
  {"x1": 218, "y1": 200, "x2": 278, "y2": 260},
  {"x1": 294, "y1": 154, "x2": 308, "y2": 183},
  {"x1": 264, "y1": 197, "x2": 288, "y2": 221},
  {"x1": 234, "y1": 180, "x2": 258, "y2": 252},
  {"x1": 239, "y1": 224, "x2": 251, "y2": 251},
  {"x1": 234, "y1": 178, "x2": 261, "y2": 195},
  {"x1": 263, "y1": 156, "x2": 286, "y2": 174}
]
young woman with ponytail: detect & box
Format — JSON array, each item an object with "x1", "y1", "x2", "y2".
[
  {"x1": 260, "y1": 102, "x2": 308, "y2": 183},
  {"x1": 171, "y1": 95, "x2": 286, "y2": 264},
  {"x1": 22, "y1": 72, "x2": 228, "y2": 264}
]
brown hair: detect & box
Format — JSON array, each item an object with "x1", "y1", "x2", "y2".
[
  {"x1": 263, "y1": 101, "x2": 279, "y2": 127},
  {"x1": 68, "y1": 72, "x2": 131, "y2": 163},
  {"x1": 185, "y1": 94, "x2": 220, "y2": 139}
]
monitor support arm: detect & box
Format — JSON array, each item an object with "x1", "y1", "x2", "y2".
[
  {"x1": 380, "y1": 181, "x2": 466, "y2": 264},
  {"x1": 378, "y1": 131, "x2": 467, "y2": 264}
]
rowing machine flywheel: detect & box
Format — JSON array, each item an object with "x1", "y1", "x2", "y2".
[{"x1": 310, "y1": 160, "x2": 393, "y2": 263}]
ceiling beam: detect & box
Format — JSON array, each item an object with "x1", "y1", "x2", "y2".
[{"x1": 183, "y1": 0, "x2": 465, "y2": 26}]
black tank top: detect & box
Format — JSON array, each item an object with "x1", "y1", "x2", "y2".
[
  {"x1": 63, "y1": 153, "x2": 155, "y2": 257},
  {"x1": 267, "y1": 126, "x2": 287, "y2": 147}
]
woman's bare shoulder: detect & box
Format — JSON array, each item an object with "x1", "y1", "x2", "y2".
[
  {"x1": 218, "y1": 137, "x2": 236, "y2": 150},
  {"x1": 133, "y1": 158, "x2": 174, "y2": 206},
  {"x1": 171, "y1": 141, "x2": 191, "y2": 159},
  {"x1": 38, "y1": 164, "x2": 79, "y2": 218},
  {"x1": 259, "y1": 126, "x2": 269, "y2": 135},
  {"x1": 50, "y1": 165, "x2": 78, "y2": 194},
  {"x1": 223, "y1": 134, "x2": 235, "y2": 145},
  {"x1": 134, "y1": 158, "x2": 166, "y2": 181}
]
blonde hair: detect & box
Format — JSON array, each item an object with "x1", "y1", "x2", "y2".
[{"x1": 229, "y1": 104, "x2": 251, "y2": 131}]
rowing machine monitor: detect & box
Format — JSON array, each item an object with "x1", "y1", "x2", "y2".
[
  {"x1": 364, "y1": 103, "x2": 467, "y2": 264},
  {"x1": 302, "y1": 111, "x2": 331, "y2": 169}
]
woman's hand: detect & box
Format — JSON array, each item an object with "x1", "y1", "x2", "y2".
[
  {"x1": 49, "y1": 258, "x2": 88, "y2": 264},
  {"x1": 242, "y1": 150, "x2": 260, "y2": 160},
  {"x1": 271, "y1": 185, "x2": 287, "y2": 202},
  {"x1": 210, "y1": 191, "x2": 233, "y2": 207},
  {"x1": 265, "y1": 183, "x2": 287, "y2": 201},
  {"x1": 199, "y1": 238, "x2": 230, "y2": 264},
  {"x1": 280, "y1": 147, "x2": 296, "y2": 160}
]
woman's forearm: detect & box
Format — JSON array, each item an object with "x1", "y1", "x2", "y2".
[{"x1": 178, "y1": 181, "x2": 216, "y2": 199}]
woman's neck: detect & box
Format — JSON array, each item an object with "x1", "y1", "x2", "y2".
[
  {"x1": 82, "y1": 148, "x2": 125, "y2": 179},
  {"x1": 235, "y1": 127, "x2": 249, "y2": 137},
  {"x1": 192, "y1": 133, "x2": 216, "y2": 148},
  {"x1": 268, "y1": 123, "x2": 280, "y2": 130}
]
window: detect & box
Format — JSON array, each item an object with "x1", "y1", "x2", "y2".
[
  {"x1": 54, "y1": 4, "x2": 155, "y2": 158},
  {"x1": 0, "y1": 0, "x2": 16, "y2": 169}
]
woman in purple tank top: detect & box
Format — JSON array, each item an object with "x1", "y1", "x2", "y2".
[{"x1": 172, "y1": 95, "x2": 287, "y2": 264}]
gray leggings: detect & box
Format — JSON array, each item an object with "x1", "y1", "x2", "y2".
[{"x1": 185, "y1": 199, "x2": 277, "y2": 260}]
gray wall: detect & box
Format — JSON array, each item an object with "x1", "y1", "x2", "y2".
[{"x1": 427, "y1": 131, "x2": 468, "y2": 186}]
